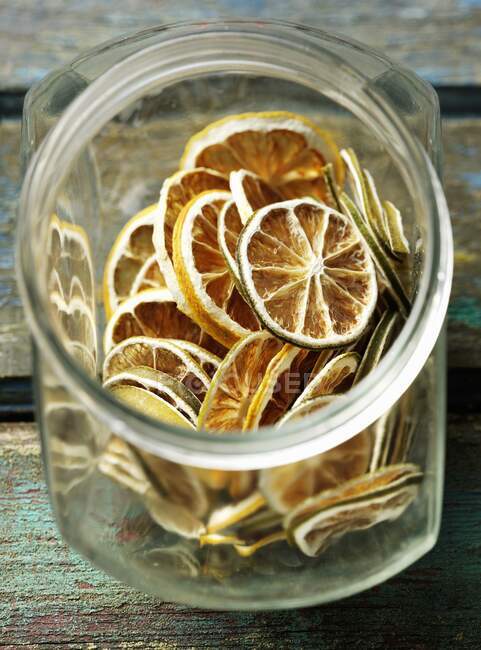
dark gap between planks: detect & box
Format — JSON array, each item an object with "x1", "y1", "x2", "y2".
[{"x1": 0, "y1": 369, "x2": 479, "y2": 421}]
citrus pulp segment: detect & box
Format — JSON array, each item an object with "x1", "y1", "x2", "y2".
[
  {"x1": 237, "y1": 198, "x2": 378, "y2": 348},
  {"x1": 172, "y1": 190, "x2": 261, "y2": 348}
]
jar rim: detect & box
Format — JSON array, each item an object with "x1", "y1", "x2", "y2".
[{"x1": 17, "y1": 19, "x2": 453, "y2": 469}]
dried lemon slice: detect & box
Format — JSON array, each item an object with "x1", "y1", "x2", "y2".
[
  {"x1": 173, "y1": 190, "x2": 260, "y2": 348},
  {"x1": 103, "y1": 336, "x2": 211, "y2": 400},
  {"x1": 237, "y1": 198, "x2": 377, "y2": 348},
  {"x1": 180, "y1": 111, "x2": 344, "y2": 200},
  {"x1": 153, "y1": 168, "x2": 229, "y2": 309},
  {"x1": 198, "y1": 331, "x2": 285, "y2": 432},
  {"x1": 130, "y1": 253, "x2": 166, "y2": 295},
  {"x1": 292, "y1": 351, "x2": 359, "y2": 407},
  {"x1": 103, "y1": 366, "x2": 201, "y2": 425},
  {"x1": 285, "y1": 463, "x2": 422, "y2": 557},
  {"x1": 103, "y1": 204, "x2": 165, "y2": 320},
  {"x1": 230, "y1": 169, "x2": 282, "y2": 224},
  {"x1": 259, "y1": 428, "x2": 372, "y2": 514},
  {"x1": 103, "y1": 287, "x2": 204, "y2": 353}
]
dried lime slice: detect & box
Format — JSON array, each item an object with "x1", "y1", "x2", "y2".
[
  {"x1": 103, "y1": 366, "x2": 201, "y2": 425},
  {"x1": 383, "y1": 200, "x2": 410, "y2": 255},
  {"x1": 354, "y1": 310, "x2": 399, "y2": 384},
  {"x1": 276, "y1": 395, "x2": 340, "y2": 427},
  {"x1": 285, "y1": 463, "x2": 422, "y2": 557},
  {"x1": 339, "y1": 193, "x2": 410, "y2": 316},
  {"x1": 230, "y1": 169, "x2": 282, "y2": 224},
  {"x1": 237, "y1": 198, "x2": 378, "y2": 349}
]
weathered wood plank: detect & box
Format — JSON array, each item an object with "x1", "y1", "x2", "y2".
[
  {"x1": 1, "y1": 1, "x2": 481, "y2": 91},
  {"x1": 1, "y1": 417, "x2": 479, "y2": 647},
  {"x1": 1, "y1": 116, "x2": 480, "y2": 377}
]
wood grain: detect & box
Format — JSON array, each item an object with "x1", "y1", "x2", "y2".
[
  {"x1": 2, "y1": 116, "x2": 480, "y2": 377},
  {"x1": 1, "y1": 418, "x2": 479, "y2": 648},
  {"x1": 1, "y1": 1, "x2": 481, "y2": 91}
]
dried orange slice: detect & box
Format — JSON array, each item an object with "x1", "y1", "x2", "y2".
[
  {"x1": 103, "y1": 287, "x2": 206, "y2": 353},
  {"x1": 172, "y1": 190, "x2": 260, "y2": 348},
  {"x1": 180, "y1": 111, "x2": 343, "y2": 201},
  {"x1": 238, "y1": 198, "x2": 377, "y2": 348},
  {"x1": 102, "y1": 336, "x2": 211, "y2": 400},
  {"x1": 198, "y1": 331, "x2": 285, "y2": 432},
  {"x1": 259, "y1": 427, "x2": 372, "y2": 514},
  {"x1": 229, "y1": 169, "x2": 282, "y2": 224},
  {"x1": 166, "y1": 339, "x2": 222, "y2": 379},
  {"x1": 103, "y1": 204, "x2": 164, "y2": 320},
  {"x1": 285, "y1": 464, "x2": 422, "y2": 556},
  {"x1": 103, "y1": 366, "x2": 201, "y2": 425},
  {"x1": 153, "y1": 168, "x2": 229, "y2": 309}
]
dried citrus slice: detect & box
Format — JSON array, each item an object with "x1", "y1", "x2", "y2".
[
  {"x1": 230, "y1": 169, "x2": 282, "y2": 224},
  {"x1": 218, "y1": 199, "x2": 244, "y2": 284},
  {"x1": 153, "y1": 168, "x2": 229, "y2": 309},
  {"x1": 98, "y1": 436, "x2": 206, "y2": 538},
  {"x1": 234, "y1": 531, "x2": 287, "y2": 558},
  {"x1": 192, "y1": 468, "x2": 257, "y2": 500},
  {"x1": 198, "y1": 331, "x2": 285, "y2": 432},
  {"x1": 277, "y1": 395, "x2": 340, "y2": 427},
  {"x1": 206, "y1": 491, "x2": 267, "y2": 533},
  {"x1": 383, "y1": 200, "x2": 410, "y2": 256},
  {"x1": 103, "y1": 287, "x2": 210, "y2": 354},
  {"x1": 166, "y1": 339, "x2": 222, "y2": 378},
  {"x1": 109, "y1": 384, "x2": 195, "y2": 428},
  {"x1": 103, "y1": 366, "x2": 201, "y2": 425},
  {"x1": 102, "y1": 336, "x2": 211, "y2": 400},
  {"x1": 354, "y1": 310, "x2": 399, "y2": 384},
  {"x1": 172, "y1": 190, "x2": 260, "y2": 348},
  {"x1": 285, "y1": 463, "x2": 422, "y2": 557},
  {"x1": 259, "y1": 428, "x2": 372, "y2": 514},
  {"x1": 243, "y1": 345, "x2": 301, "y2": 430},
  {"x1": 237, "y1": 198, "x2": 377, "y2": 348},
  {"x1": 130, "y1": 253, "x2": 166, "y2": 295},
  {"x1": 292, "y1": 351, "x2": 359, "y2": 407},
  {"x1": 180, "y1": 111, "x2": 344, "y2": 200},
  {"x1": 103, "y1": 204, "x2": 164, "y2": 320}
]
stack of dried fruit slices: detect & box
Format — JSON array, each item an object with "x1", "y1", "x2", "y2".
[{"x1": 98, "y1": 111, "x2": 421, "y2": 557}]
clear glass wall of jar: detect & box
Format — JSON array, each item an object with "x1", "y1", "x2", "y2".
[{"x1": 17, "y1": 21, "x2": 452, "y2": 609}]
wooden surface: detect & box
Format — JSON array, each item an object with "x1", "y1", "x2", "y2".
[
  {"x1": 2, "y1": 1, "x2": 481, "y2": 90},
  {"x1": 1, "y1": 117, "x2": 480, "y2": 377},
  {"x1": 1, "y1": 418, "x2": 479, "y2": 648},
  {"x1": 1, "y1": 2, "x2": 481, "y2": 648}
]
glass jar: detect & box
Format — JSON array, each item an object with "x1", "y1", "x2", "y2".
[{"x1": 17, "y1": 20, "x2": 452, "y2": 609}]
